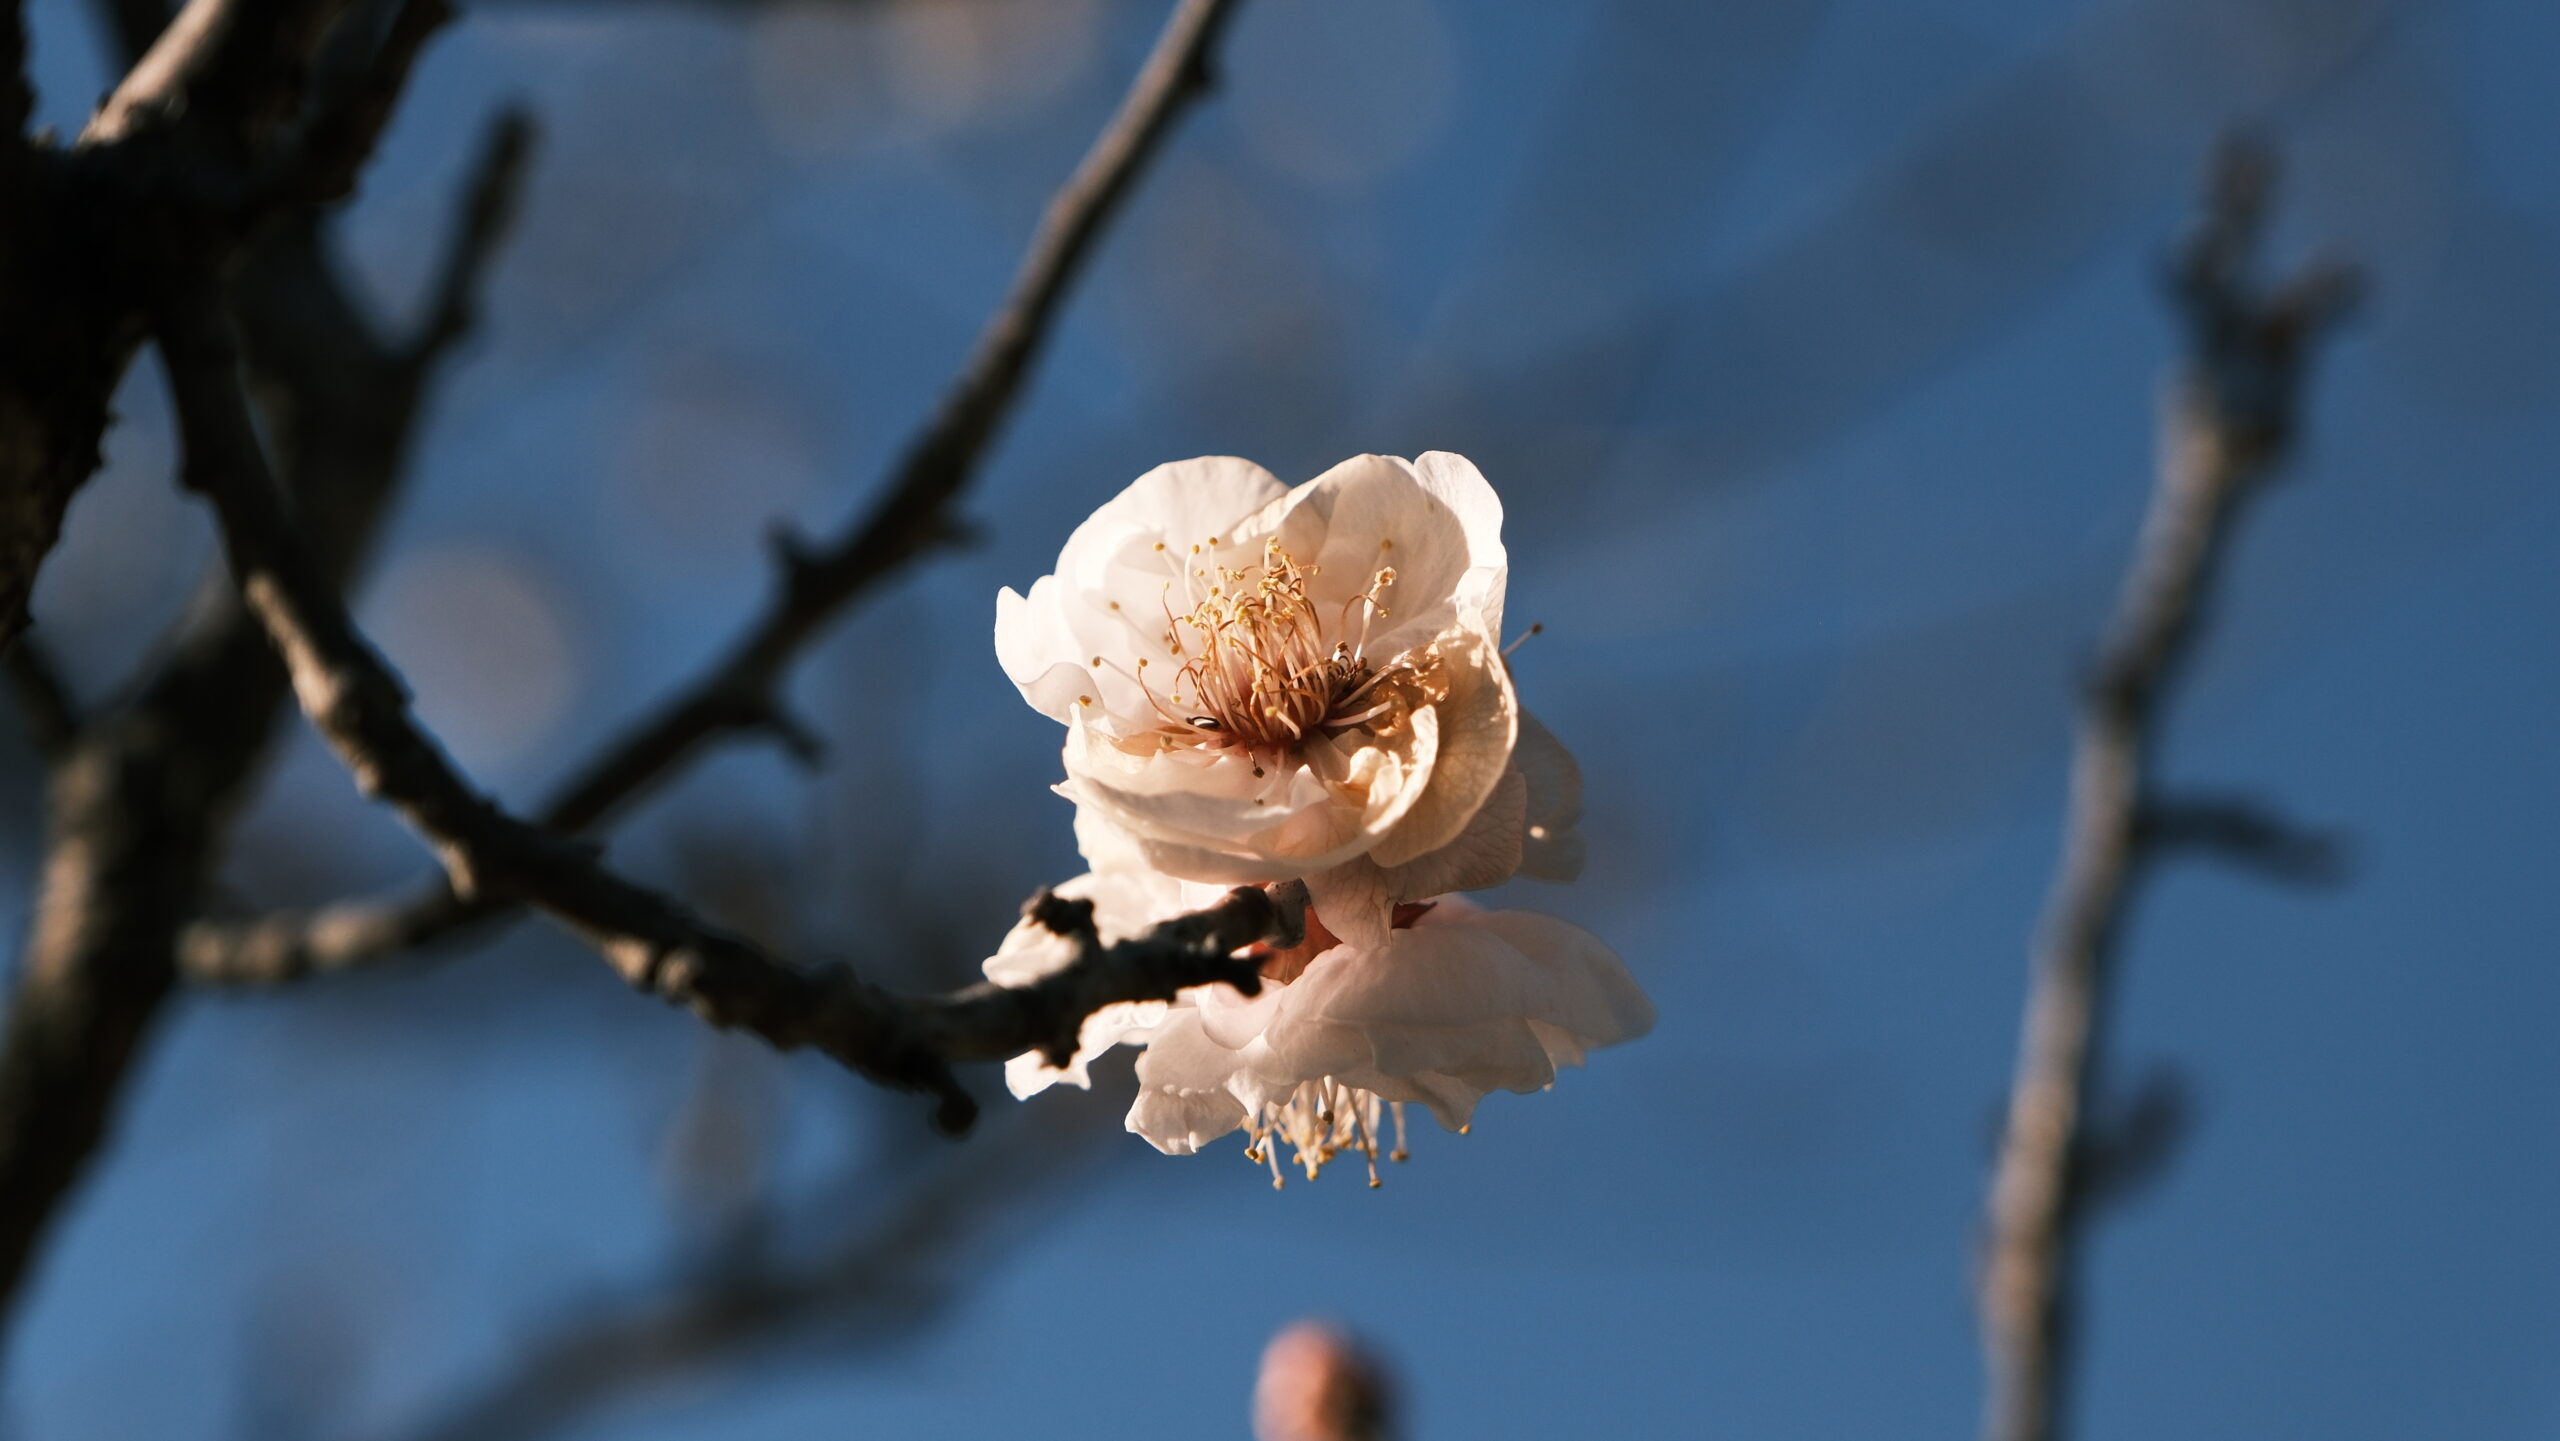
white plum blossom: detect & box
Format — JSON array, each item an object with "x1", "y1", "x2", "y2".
[
  {"x1": 995, "y1": 453, "x2": 1519, "y2": 916},
  {"x1": 980, "y1": 878, "x2": 1651, "y2": 1185},
  {"x1": 1128, "y1": 896, "x2": 1653, "y2": 1186},
  {"x1": 986, "y1": 452, "x2": 1651, "y2": 1185}
]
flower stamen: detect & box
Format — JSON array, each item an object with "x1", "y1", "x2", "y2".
[
  {"x1": 1154, "y1": 541, "x2": 1407, "y2": 757},
  {"x1": 1241, "y1": 1078, "x2": 1408, "y2": 1186}
]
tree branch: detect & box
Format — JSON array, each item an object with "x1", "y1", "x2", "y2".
[
  {"x1": 2136, "y1": 792, "x2": 2347, "y2": 887},
  {"x1": 403, "y1": 105, "x2": 534, "y2": 364},
  {"x1": 3, "y1": 0, "x2": 29, "y2": 148},
  {"x1": 2, "y1": 0, "x2": 397, "y2": 657},
  {"x1": 259, "y1": 0, "x2": 453, "y2": 208},
  {"x1": 0, "y1": 103, "x2": 514, "y2": 1336},
  {"x1": 1977, "y1": 140, "x2": 2359, "y2": 1441},
  {"x1": 83, "y1": 0, "x2": 350, "y2": 151},
  {"x1": 178, "y1": 0, "x2": 1248, "y2": 984},
  {"x1": 164, "y1": 277, "x2": 1291, "y2": 1130}
]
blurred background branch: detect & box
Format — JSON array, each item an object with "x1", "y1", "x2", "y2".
[
  {"x1": 380, "y1": 1091, "x2": 1120, "y2": 1441},
  {"x1": 0, "y1": 0, "x2": 527, "y2": 1330},
  {"x1": 0, "y1": 0, "x2": 2548, "y2": 1435},
  {"x1": 177, "y1": 0, "x2": 1247, "y2": 986},
  {"x1": 1976, "y1": 140, "x2": 2360, "y2": 1441}
]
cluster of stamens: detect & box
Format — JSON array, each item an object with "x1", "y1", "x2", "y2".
[
  {"x1": 1118, "y1": 537, "x2": 1400, "y2": 758},
  {"x1": 1242, "y1": 1080, "x2": 1413, "y2": 1189}
]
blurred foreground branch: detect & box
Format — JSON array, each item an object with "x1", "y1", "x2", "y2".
[
  {"x1": 0, "y1": 0, "x2": 432, "y2": 652},
  {"x1": 181, "y1": 0, "x2": 1248, "y2": 985},
  {"x1": 1977, "y1": 141, "x2": 2357, "y2": 1441},
  {"x1": 123, "y1": 283, "x2": 1289, "y2": 1133},
  {"x1": 0, "y1": 0, "x2": 506, "y2": 1335}
]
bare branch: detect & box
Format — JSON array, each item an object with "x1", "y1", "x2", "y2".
[
  {"x1": 88, "y1": 0, "x2": 173, "y2": 69},
  {"x1": 1, "y1": 637, "x2": 76, "y2": 759},
  {"x1": 83, "y1": 0, "x2": 352, "y2": 151},
  {"x1": 2137, "y1": 793, "x2": 2348, "y2": 887},
  {"x1": 541, "y1": 0, "x2": 1243, "y2": 827},
  {"x1": 179, "y1": 0, "x2": 1249, "y2": 982},
  {"x1": 2067, "y1": 1066, "x2": 2192, "y2": 1217},
  {"x1": 164, "y1": 275, "x2": 1289, "y2": 1130},
  {"x1": 404, "y1": 106, "x2": 535, "y2": 364},
  {"x1": 1977, "y1": 139, "x2": 2359, "y2": 1441},
  {"x1": 3, "y1": 0, "x2": 29, "y2": 146},
  {"x1": 259, "y1": 0, "x2": 454, "y2": 207},
  {"x1": 3, "y1": 0, "x2": 439, "y2": 657},
  {"x1": 0, "y1": 108, "x2": 505, "y2": 1335}
]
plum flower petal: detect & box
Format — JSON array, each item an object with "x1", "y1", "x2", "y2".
[
  {"x1": 991, "y1": 449, "x2": 1645, "y2": 1188},
  {"x1": 998, "y1": 453, "x2": 1519, "y2": 898},
  {"x1": 1299, "y1": 700, "x2": 1577, "y2": 948},
  {"x1": 1126, "y1": 898, "x2": 1653, "y2": 1184},
  {"x1": 1512, "y1": 707, "x2": 1586, "y2": 881}
]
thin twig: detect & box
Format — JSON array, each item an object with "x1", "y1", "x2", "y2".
[
  {"x1": 2136, "y1": 792, "x2": 2346, "y2": 887},
  {"x1": 178, "y1": 0, "x2": 1248, "y2": 984},
  {"x1": 0, "y1": 0, "x2": 467, "y2": 1333},
  {"x1": 258, "y1": 0, "x2": 454, "y2": 206},
  {"x1": 82, "y1": 0, "x2": 351, "y2": 150},
  {"x1": 3, "y1": 0, "x2": 360, "y2": 655},
  {"x1": 1977, "y1": 141, "x2": 2358, "y2": 1441},
  {"x1": 3, "y1": 0, "x2": 29, "y2": 148},
  {"x1": 165, "y1": 282, "x2": 1290, "y2": 1129},
  {"x1": 403, "y1": 105, "x2": 534, "y2": 364}
]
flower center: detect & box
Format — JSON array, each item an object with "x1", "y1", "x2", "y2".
[{"x1": 1142, "y1": 538, "x2": 1401, "y2": 755}]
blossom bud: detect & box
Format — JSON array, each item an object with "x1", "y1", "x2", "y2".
[{"x1": 1252, "y1": 1320, "x2": 1396, "y2": 1441}]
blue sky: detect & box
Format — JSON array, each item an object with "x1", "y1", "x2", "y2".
[{"x1": 7, "y1": 0, "x2": 2558, "y2": 1437}]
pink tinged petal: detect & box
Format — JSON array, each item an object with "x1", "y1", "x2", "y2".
[
  {"x1": 1411, "y1": 450, "x2": 1510, "y2": 639},
  {"x1": 1270, "y1": 454, "x2": 1478, "y2": 661},
  {"x1": 1366, "y1": 622, "x2": 1518, "y2": 868},
  {"x1": 994, "y1": 578, "x2": 1098, "y2": 724},
  {"x1": 1455, "y1": 909, "x2": 1655, "y2": 1052},
  {"x1": 1056, "y1": 455, "x2": 1290, "y2": 596},
  {"x1": 1303, "y1": 861, "x2": 1392, "y2": 949},
  {"x1": 1127, "y1": 1009, "x2": 1251, "y2": 1154},
  {"x1": 981, "y1": 924, "x2": 1080, "y2": 990},
  {"x1": 1062, "y1": 703, "x2": 1442, "y2": 884},
  {"x1": 1001, "y1": 458, "x2": 1286, "y2": 736},
  {"x1": 1004, "y1": 998, "x2": 1173, "y2": 1099},
  {"x1": 1006, "y1": 1051, "x2": 1073, "y2": 1098},
  {"x1": 1070, "y1": 805, "x2": 1152, "y2": 876},
  {"x1": 1254, "y1": 925, "x2": 1565, "y2": 1112},
  {"x1": 1382, "y1": 768, "x2": 1528, "y2": 898},
  {"x1": 1302, "y1": 769, "x2": 1527, "y2": 949},
  {"x1": 1512, "y1": 708, "x2": 1587, "y2": 882},
  {"x1": 1196, "y1": 967, "x2": 1290, "y2": 1049},
  {"x1": 1387, "y1": 1070, "x2": 1500, "y2": 1133},
  {"x1": 1126, "y1": 1085, "x2": 1249, "y2": 1156}
]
